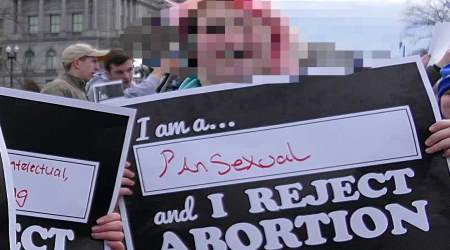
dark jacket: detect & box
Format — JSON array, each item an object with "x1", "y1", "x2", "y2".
[{"x1": 426, "y1": 65, "x2": 442, "y2": 87}]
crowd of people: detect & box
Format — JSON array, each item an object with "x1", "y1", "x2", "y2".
[
  {"x1": 8, "y1": 1, "x2": 450, "y2": 246},
  {"x1": 40, "y1": 44, "x2": 162, "y2": 102},
  {"x1": 29, "y1": 39, "x2": 450, "y2": 249}
]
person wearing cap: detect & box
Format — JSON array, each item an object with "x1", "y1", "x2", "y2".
[{"x1": 41, "y1": 43, "x2": 109, "y2": 100}]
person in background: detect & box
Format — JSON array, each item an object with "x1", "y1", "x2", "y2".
[
  {"x1": 426, "y1": 65, "x2": 450, "y2": 158},
  {"x1": 425, "y1": 49, "x2": 450, "y2": 86},
  {"x1": 86, "y1": 48, "x2": 161, "y2": 102},
  {"x1": 21, "y1": 79, "x2": 41, "y2": 93},
  {"x1": 39, "y1": 43, "x2": 125, "y2": 250},
  {"x1": 41, "y1": 43, "x2": 108, "y2": 100},
  {"x1": 421, "y1": 54, "x2": 431, "y2": 67}
]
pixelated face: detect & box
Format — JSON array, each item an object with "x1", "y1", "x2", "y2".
[
  {"x1": 193, "y1": 0, "x2": 298, "y2": 83},
  {"x1": 106, "y1": 59, "x2": 134, "y2": 88},
  {"x1": 122, "y1": 0, "x2": 299, "y2": 84}
]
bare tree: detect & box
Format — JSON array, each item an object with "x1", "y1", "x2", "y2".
[
  {"x1": 401, "y1": 0, "x2": 449, "y2": 54},
  {"x1": 405, "y1": 0, "x2": 449, "y2": 27},
  {"x1": 403, "y1": 0, "x2": 450, "y2": 40}
]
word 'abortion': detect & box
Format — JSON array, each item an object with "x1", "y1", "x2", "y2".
[{"x1": 159, "y1": 168, "x2": 430, "y2": 250}]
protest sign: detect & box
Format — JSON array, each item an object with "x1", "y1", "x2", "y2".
[
  {"x1": 0, "y1": 125, "x2": 17, "y2": 250},
  {"x1": 113, "y1": 57, "x2": 450, "y2": 250},
  {"x1": 0, "y1": 88, "x2": 135, "y2": 250}
]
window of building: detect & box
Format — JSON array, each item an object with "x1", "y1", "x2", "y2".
[
  {"x1": 72, "y1": 14, "x2": 83, "y2": 32},
  {"x1": 24, "y1": 50, "x2": 35, "y2": 71},
  {"x1": 46, "y1": 50, "x2": 57, "y2": 70},
  {"x1": 50, "y1": 15, "x2": 60, "y2": 33},
  {"x1": 28, "y1": 16, "x2": 38, "y2": 33}
]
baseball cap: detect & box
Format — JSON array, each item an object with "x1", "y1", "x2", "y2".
[{"x1": 62, "y1": 43, "x2": 109, "y2": 66}]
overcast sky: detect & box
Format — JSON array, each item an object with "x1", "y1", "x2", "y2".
[{"x1": 270, "y1": 0, "x2": 413, "y2": 57}]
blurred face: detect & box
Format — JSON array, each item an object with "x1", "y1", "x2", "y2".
[
  {"x1": 194, "y1": 0, "x2": 298, "y2": 83},
  {"x1": 106, "y1": 59, "x2": 134, "y2": 88},
  {"x1": 153, "y1": 0, "x2": 299, "y2": 84},
  {"x1": 75, "y1": 56, "x2": 100, "y2": 81},
  {"x1": 440, "y1": 91, "x2": 450, "y2": 119}
]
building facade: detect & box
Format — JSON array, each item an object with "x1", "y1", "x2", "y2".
[{"x1": 0, "y1": 0, "x2": 170, "y2": 87}]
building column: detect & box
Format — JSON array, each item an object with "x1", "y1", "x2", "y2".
[
  {"x1": 121, "y1": 0, "x2": 125, "y2": 28},
  {"x1": 123, "y1": 0, "x2": 128, "y2": 27},
  {"x1": 115, "y1": 0, "x2": 122, "y2": 30},
  {"x1": 135, "y1": 0, "x2": 142, "y2": 18},
  {"x1": 131, "y1": 0, "x2": 136, "y2": 22},
  {"x1": 84, "y1": 0, "x2": 90, "y2": 31},
  {"x1": 16, "y1": 0, "x2": 23, "y2": 33},
  {"x1": 13, "y1": 0, "x2": 16, "y2": 33},
  {"x1": 128, "y1": 0, "x2": 132, "y2": 24},
  {"x1": 39, "y1": 0, "x2": 44, "y2": 33},
  {"x1": 93, "y1": 0, "x2": 98, "y2": 31},
  {"x1": 106, "y1": 0, "x2": 111, "y2": 32},
  {"x1": 61, "y1": 0, "x2": 66, "y2": 32}
]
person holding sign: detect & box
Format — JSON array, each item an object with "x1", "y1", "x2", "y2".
[
  {"x1": 119, "y1": 0, "x2": 301, "y2": 85},
  {"x1": 426, "y1": 49, "x2": 450, "y2": 86},
  {"x1": 425, "y1": 65, "x2": 450, "y2": 158},
  {"x1": 40, "y1": 43, "x2": 125, "y2": 250}
]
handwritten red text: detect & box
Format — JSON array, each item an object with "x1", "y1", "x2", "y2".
[
  {"x1": 11, "y1": 160, "x2": 69, "y2": 182},
  {"x1": 159, "y1": 142, "x2": 311, "y2": 177}
]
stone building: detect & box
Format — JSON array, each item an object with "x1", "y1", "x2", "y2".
[{"x1": 0, "y1": 0, "x2": 171, "y2": 87}]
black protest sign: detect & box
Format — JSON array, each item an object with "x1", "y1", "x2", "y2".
[
  {"x1": 116, "y1": 59, "x2": 450, "y2": 250},
  {"x1": 0, "y1": 89, "x2": 135, "y2": 250},
  {"x1": 0, "y1": 126, "x2": 17, "y2": 250}
]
